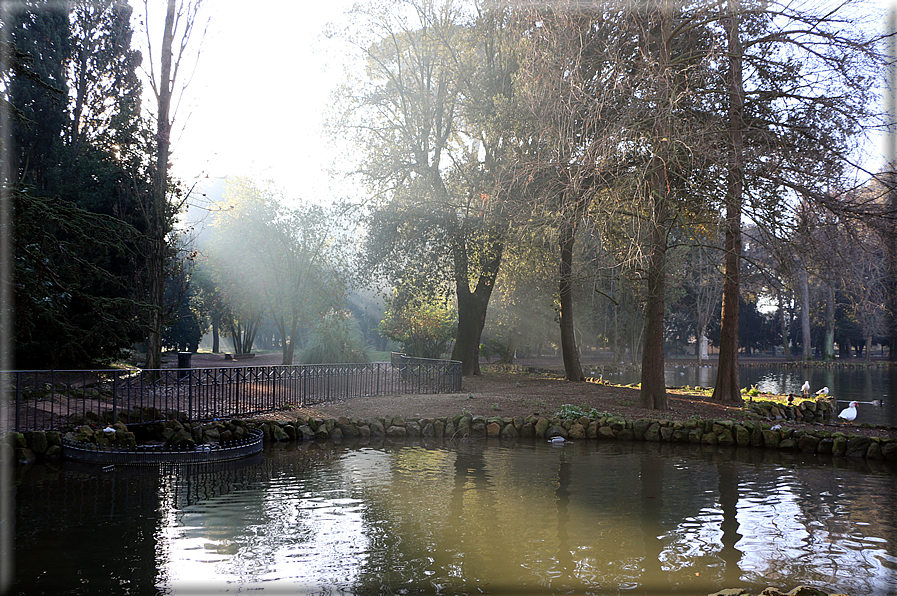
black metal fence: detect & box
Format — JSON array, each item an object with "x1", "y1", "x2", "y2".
[{"x1": 4, "y1": 357, "x2": 463, "y2": 432}]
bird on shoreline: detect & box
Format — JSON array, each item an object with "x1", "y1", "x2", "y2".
[
  {"x1": 801, "y1": 381, "x2": 811, "y2": 397},
  {"x1": 815, "y1": 386, "x2": 830, "y2": 397},
  {"x1": 838, "y1": 401, "x2": 858, "y2": 423}
]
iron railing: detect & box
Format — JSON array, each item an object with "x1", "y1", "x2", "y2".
[{"x1": 3, "y1": 357, "x2": 462, "y2": 432}]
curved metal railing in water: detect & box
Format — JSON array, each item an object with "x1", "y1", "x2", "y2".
[{"x1": 61, "y1": 428, "x2": 264, "y2": 466}]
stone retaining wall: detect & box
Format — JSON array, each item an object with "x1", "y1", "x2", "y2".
[{"x1": 5, "y1": 405, "x2": 896, "y2": 465}]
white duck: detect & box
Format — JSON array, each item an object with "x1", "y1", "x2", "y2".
[{"x1": 838, "y1": 401, "x2": 858, "y2": 423}]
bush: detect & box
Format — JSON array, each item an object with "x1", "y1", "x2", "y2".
[
  {"x1": 301, "y1": 313, "x2": 371, "y2": 364},
  {"x1": 379, "y1": 293, "x2": 455, "y2": 359}
]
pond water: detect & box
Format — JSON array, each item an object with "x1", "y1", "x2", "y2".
[
  {"x1": 600, "y1": 363, "x2": 897, "y2": 427},
  {"x1": 12, "y1": 440, "x2": 897, "y2": 595}
]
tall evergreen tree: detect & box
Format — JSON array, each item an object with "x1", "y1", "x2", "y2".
[{"x1": 4, "y1": 0, "x2": 153, "y2": 367}]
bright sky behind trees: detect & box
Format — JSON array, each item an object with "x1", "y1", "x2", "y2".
[
  {"x1": 134, "y1": 0, "x2": 355, "y2": 204},
  {"x1": 135, "y1": 0, "x2": 896, "y2": 206}
]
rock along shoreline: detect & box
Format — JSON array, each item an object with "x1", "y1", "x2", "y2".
[{"x1": 7, "y1": 398, "x2": 896, "y2": 466}]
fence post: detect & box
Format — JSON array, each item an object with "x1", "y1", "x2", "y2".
[
  {"x1": 15, "y1": 372, "x2": 21, "y2": 431},
  {"x1": 112, "y1": 370, "x2": 118, "y2": 424}
]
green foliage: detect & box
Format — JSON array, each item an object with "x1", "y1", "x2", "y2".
[
  {"x1": 554, "y1": 404, "x2": 604, "y2": 420},
  {"x1": 162, "y1": 261, "x2": 205, "y2": 353},
  {"x1": 13, "y1": 191, "x2": 147, "y2": 368},
  {"x1": 378, "y1": 290, "x2": 456, "y2": 359},
  {"x1": 203, "y1": 177, "x2": 347, "y2": 363},
  {"x1": 8, "y1": 1, "x2": 158, "y2": 368},
  {"x1": 301, "y1": 313, "x2": 371, "y2": 364}
]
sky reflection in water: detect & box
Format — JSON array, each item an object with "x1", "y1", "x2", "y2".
[{"x1": 13, "y1": 441, "x2": 897, "y2": 595}]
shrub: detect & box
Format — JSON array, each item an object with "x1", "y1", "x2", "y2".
[{"x1": 301, "y1": 313, "x2": 371, "y2": 364}]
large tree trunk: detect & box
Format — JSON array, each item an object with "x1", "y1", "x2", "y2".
[
  {"x1": 558, "y1": 217, "x2": 584, "y2": 382},
  {"x1": 696, "y1": 323, "x2": 705, "y2": 364},
  {"x1": 281, "y1": 317, "x2": 298, "y2": 365},
  {"x1": 712, "y1": 0, "x2": 744, "y2": 404},
  {"x1": 778, "y1": 292, "x2": 791, "y2": 361},
  {"x1": 452, "y1": 287, "x2": 490, "y2": 376},
  {"x1": 824, "y1": 283, "x2": 835, "y2": 360},
  {"x1": 145, "y1": 0, "x2": 176, "y2": 373},
  {"x1": 450, "y1": 234, "x2": 503, "y2": 376},
  {"x1": 799, "y1": 265, "x2": 812, "y2": 360},
  {"x1": 640, "y1": 168, "x2": 669, "y2": 410},
  {"x1": 887, "y1": 172, "x2": 897, "y2": 361},
  {"x1": 211, "y1": 314, "x2": 220, "y2": 353}
]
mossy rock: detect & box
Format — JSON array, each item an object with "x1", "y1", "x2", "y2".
[
  {"x1": 271, "y1": 425, "x2": 290, "y2": 442},
  {"x1": 343, "y1": 423, "x2": 367, "y2": 438},
  {"x1": 406, "y1": 421, "x2": 422, "y2": 438},
  {"x1": 882, "y1": 441, "x2": 897, "y2": 461},
  {"x1": 385, "y1": 425, "x2": 406, "y2": 440},
  {"x1": 616, "y1": 428, "x2": 635, "y2": 441},
  {"x1": 607, "y1": 417, "x2": 626, "y2": 431},
  {"x1": 44, "y1": 444, "x2": 62, "y2": 461},
  {"x1": 598, "y1": 425, "x2": 615, "y2": 440},
  {"x1": 587, "y1": 421, "x2": 600, "y2": 439},
  {"x1": 750, "y1": 426, "x2": 764, "y2": 448},
  {"x1": 701, "y1": 432, "x2": 718, "y2": 446},
  {"x1": 568, "y1": 423, "x2": 586, "y2": 439},
  {"x1": 500, "y1": 423, "x2": 519, "y2": 439},
  {"x1": 762, "y1": 430, "x2": 781, "y2": 448},
  {"x1": 817, "y1": 437, "x2": 834, "y2": 455},
  {"x1": 831, "y1": 435, "x2": 847, "y2": 456},
  {"x1": 632, "y1": 419, "x2": 652, "y2": 440},
  {"x1": 797, "y1": 434, "x2": 820, "y2": 454},
  {"x1": 24, "y1": 431, "x2": 47, "y2": 455},
  {"x1": 369, "y1": 419, "x2": 386, "y2": 438},
  {"x1": 470, "y1": 419, "x2": 487, "y2": 437},
  {"x1": 443, "y1": 419, "x2": 456, "y2": 438},
  {"x1": 845, "y1": 436, "x2": 872, "y2": 458},
  {"x1": 717, "y1": 429, "x2": 735, "y2": 447},
  {"x1": 167, "y1": 428, "x2": 194, "y2": 448}
]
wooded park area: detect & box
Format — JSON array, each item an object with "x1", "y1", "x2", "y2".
[{"x1": 4, "y1": 0, "x2": 896, "y2": 411}]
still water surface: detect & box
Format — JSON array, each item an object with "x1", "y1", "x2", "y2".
[
  {"x1": 13, "y1": 441, "x2": 897, "y2": 595},
  {"x1": 603, "y1": 363, "x2": 897, "y2": 427}
]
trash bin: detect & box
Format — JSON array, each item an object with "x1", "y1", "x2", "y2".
[{"x1": 177, "y1": 352, "x2": 192, "y2": 369}]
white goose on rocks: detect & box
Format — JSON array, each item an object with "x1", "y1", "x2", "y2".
[{"x1": 838, "y1": 401, "x2": 858, "y2": 423}]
